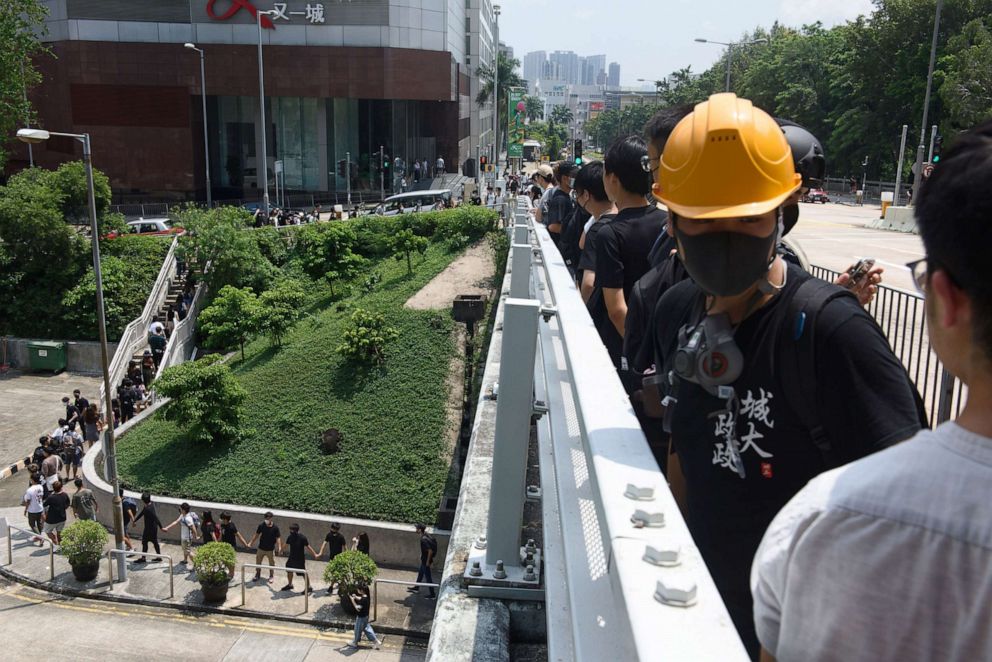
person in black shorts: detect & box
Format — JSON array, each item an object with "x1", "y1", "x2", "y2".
[{"x1": 281, "y1": 523, "x2": 317, "y2": 593}]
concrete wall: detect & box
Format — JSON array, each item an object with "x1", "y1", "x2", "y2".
[
  {"x1": 3, "y1": 337, "x2": 119, "y2": 375},
  {"x1": 80, "y1": 402, "x2": 449, "y2": 568}
]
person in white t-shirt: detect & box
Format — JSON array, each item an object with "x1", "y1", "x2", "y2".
[
  {"x1": 22, "y1": 473, "x2": 46, "y2": 541},
  {"x1": 163, "y1": 501, "x2": 200, "y2": 566},
  {"x1": 751, "y1": 121, "x2": 992, "y2": 662}
]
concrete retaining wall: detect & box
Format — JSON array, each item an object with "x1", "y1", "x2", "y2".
[
  {"x1": 3, "y1": 336, "x2": 119, "y2": 375},
  {"x1": 80, "y1": 403, "x2": 450, "y2": 568},
  {"x1": 868, "y1": 205, "x2": 918, "y2": 233}
]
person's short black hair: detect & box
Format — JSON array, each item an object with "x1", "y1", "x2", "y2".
[
  {"x1": 555, "y1": 162, "x2": 578, "y2": 180},
  {"x1": 415, "y1": 523, "x2": 426, "y2": 532},
  {"x1": 141, "y1": 492, "x2": 151, "y2": 503},
  {"x1": 916, "y1": 119, "x2": 992, "y2": 360},
  {"x1": 220, "y1": 511, "x2": 231, "y2": 520},
  {"x1": 331, "y1": 522, "x2": 341, "y2": 531},
  {"x1": 31, "y1": 472, "x2": 42, "y2": 484},
  {"x1": 643, "y1": 105, "x2": 694, "y2": 152},
  {"x1": 604, "y1": 136, "x2": 652, "y2": 196},
  {"x1": 573, "y1": 161, "x2": 609, "y2": 202},
  {"x1": 74, "y1": 477, "x2": 83, "y2": 487},
  {"x1": 39, "y1": 435, "x2": 48, "y2": 445},
  {"x1": 264, "y1": 511, "x2": 273, "y2": 518},
  {"x1": 62, "y1": 396, "x2": 69, "y2": 403},
  {"x1": 119, "y1": 487, "x2": 125, "y2": 497}
]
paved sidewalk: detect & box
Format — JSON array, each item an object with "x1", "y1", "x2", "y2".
[{"x1": 0, "y1": 507, "x2": 437, "y2": 637}]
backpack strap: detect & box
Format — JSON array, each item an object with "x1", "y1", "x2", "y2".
[{"x1": 775, "y1": 277, "x2": 859, "y2": 468}]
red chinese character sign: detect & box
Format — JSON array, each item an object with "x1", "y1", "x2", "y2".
[{"x1": 206, "y1": 1, "x2": 327, "y2": 28}]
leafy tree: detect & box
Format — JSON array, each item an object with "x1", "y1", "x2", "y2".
[
  {"x1": 198, "y1": 285, "x2": 261, "y2": 360},
  {"x1": 475, "y1": 53, "x2": 525, "y2": 150},
  {"x1": 523, "y1": 95, "x2": 544, "y2": 122},
  {"x1": 257, "y1": 279, "x2": 307, "y2": 346},
  {"x1": 178, "y1": 206, "x2": 274, "y2": 293},
  {"x1": 390, "y1": 228, "x2": 428, "y2": 275},
  {"x1": 155, "y1": 355, "x2": 247, "y2": 444},
  {"x1": 550, "y1": 105, "x2": 574, "y2": 126},
  {"x1": 938, "y1": 17, "x2": 992, "y2": 132},
  {"x1": 336, "y1": 309, "x2": 399, "y2": 365},
  {"x1": 60, "y1": 256, "x2": 133, "y2": 339},
  {"x1": 0, "y1": 0, "x2": 50, "y2": 171}
]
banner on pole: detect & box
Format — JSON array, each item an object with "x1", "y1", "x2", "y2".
[{"x1": 507, "y1": 88, "x2": 525, "y2": 159}]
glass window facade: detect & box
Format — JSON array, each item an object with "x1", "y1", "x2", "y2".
[{"x1": 207, "y1": 96, "x2": 437, "y2": 198}]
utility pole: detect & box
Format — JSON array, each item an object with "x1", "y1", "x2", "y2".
[
  {"x1": 379, "y1": 145, "x2": 385, "y2": 202},
  {"x1": 894, "y1": 125, "x2": 908, "y2": 206},
  {"x1": 910, "y1": 0, "x2": 943, "y2": 206},
  {"x1": 256, "y1": 10, "x2": 274, "y2": 218},
  {"x1": 927, "y1": 124, "x2": 938, "y2": 162},
  {"x1": 861, "y1": 155, "x2": 869, "y2": 204},
  {"x1": 493, "y1": 5, "x2": 501, "y2": 179},
  {"x1": 345, "y1": 151, "x2": 352, "y2": 207}
]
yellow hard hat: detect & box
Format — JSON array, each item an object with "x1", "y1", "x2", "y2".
[{"x1": 657, "y1": 93, "x2": 801, "y2": 219}]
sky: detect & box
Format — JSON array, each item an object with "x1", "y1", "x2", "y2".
[{"x1": 499, "y1": 0, "x2": 874, "y2": 88}]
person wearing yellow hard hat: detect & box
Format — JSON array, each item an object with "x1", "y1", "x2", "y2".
[{"x1": 648, "y1": 93, "x2": 926, "y2": 659}]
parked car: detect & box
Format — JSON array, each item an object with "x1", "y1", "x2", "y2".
[
  {"x1": 373, "y1": 189, "x2": 452, "y2": 216},
  {"x1": 105, "y1": 218, "x2": 182, "y2": 239},
  {"x1": 803, "y1": 188, "x2": 830, "y2": 203}
]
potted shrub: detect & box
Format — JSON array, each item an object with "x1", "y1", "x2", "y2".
[
  {"x1": 323, "y1": 550, "x2": 378, "y2": 615},
  {"x1": 61, "y1": 520, "x2": 108, "y2": 582},
  {"x1": 193, "y1": 541, "x2": 237, "y2": 603}
]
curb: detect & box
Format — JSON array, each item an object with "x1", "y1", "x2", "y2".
[
  {"x1": 0, "y1": 564, "x2": 429, "y2": 641},
  {"x1": 0, "y1": 456, "x2": 32, "y2": 482}
]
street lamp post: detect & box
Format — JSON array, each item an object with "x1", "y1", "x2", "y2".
[
  {"x1": 16, "y1": 128, "x2": 128, "y2": 580},
  {"x1": 910, "y1": 0, "x2": 943, "y2": 206},
  {"x1": 694, "y1": 37, "x2": 768, "y2": 92},
  {"x1": 637, "y1": 78, "x2": 661, "y2": 103},
  {"x1": 493, "y1": 4, "x2": 501, "y2": 182},
  {"x1": 184, "y1": 43, "x2": 212, "y2": 208},
  {"x1": 257, "y1": 10, "x2": 276, "y2": 218}
]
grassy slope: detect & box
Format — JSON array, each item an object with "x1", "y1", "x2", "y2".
[{"x1": 116, "y1": 244, "x2": 462, "y2": 523}]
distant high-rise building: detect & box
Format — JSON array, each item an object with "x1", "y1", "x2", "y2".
[
  {"x1": 608, "y1": 62, "x2": 621, "y2": 89},
  {"x1": 550, "y1": 50, "x2": 580, "y2": 84},
  {"x1": 499, "y1": 41, "x2": 514, "y2": 62},
  {"x1": 585, "y1": 55, "x2": 606, "y2": 86},
  {"x1": 524, "y1": 51, "x2": 547, "y2": 85}
]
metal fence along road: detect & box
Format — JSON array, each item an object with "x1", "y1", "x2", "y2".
[{"x1": 808, "y1": 264, "x2": 964, "y2": 423}]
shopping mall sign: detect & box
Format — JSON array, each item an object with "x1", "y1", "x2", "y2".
[{"x1": 206, "y1": 0, "x2": 332, "y2": 28}]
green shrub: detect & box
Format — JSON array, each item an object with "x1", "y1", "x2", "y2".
[
  {"x1": 193, "y1": 542, "x2": 236, "y2": 586},
  {"x1": 336, "y1": 308, "x2": 399, "y2": 365},
  {"x1": 199, "y1": 285, "x2": 261, "y2": 359},
  {"x1": 155, "y1": 355, "x2": 247, "y2": 444},
  {"x1": 257, "y1": 279, "x2": 307, "y2": 346},
  {"x1": 323, "y1": 550, "x2": 378, "y2": 593},
  {"x1": 60, "y1": 520, "x2": 108, "y2": 567},
  {"x1": 390, "y1": 228, "x2": 429, "y2": 275}
]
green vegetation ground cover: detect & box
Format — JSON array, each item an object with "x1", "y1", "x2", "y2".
[{"x1": 116, "y1": 209, "x2": 497, "y2": 524}]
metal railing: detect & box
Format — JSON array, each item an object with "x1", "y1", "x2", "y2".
[
  {"x1": 370, "y1": 578, "x2": 439, "y2": 622},
  {"x1": 107, "y1": 548, "x2": 174, "y2": 598},
  {"x1": 807, "y1": 264, "x2": 964, "y2": 422},
  {"x1": 464, "y1": 197, "x2": 748, "y2": 660},
  {"x1": 240, "y1": 563, "x2": 310, "y2": 613},
  {"x1": 155, "y1": 278, "x2": 208, "y2": 381},
  {"x1": 100, "y1": 234, "x2": 180, "y2": 412},
  {"x1": 5, "y1": 523, "x2": 55, "y2": 581}
]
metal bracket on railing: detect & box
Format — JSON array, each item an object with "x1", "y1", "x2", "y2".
[
  {"x1": 6, "y1": 523, "x2": 55, "y2": 581},
  {"x1": 539, "y1": 305, "x2": 558, "y2": 322},
  {"x1": 532, "y1": 399, "x2": 549, "y2": 419}
]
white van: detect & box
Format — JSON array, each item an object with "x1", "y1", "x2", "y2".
[{"x1": 375, "y1": 189, "x2": 452, "y2": 216}]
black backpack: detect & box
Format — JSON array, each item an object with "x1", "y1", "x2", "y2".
[
  {"x1": 423, "y1": 533, "x2": 438, "y2": 555},
  {"x1": 624, "y1": 252, "x2": 688, "y2": 378},
  {"x1": 658, "y1": 274, "x2": 929, "y2": 467}
]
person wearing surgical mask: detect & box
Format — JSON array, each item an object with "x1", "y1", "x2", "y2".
[{"x1": 649, "y1": 93, "x2": 925, "y2": 660}]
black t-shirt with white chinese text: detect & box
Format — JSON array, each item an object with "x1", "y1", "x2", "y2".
[{"x1": 651, "y1": 264, "x2": 923, "y2": 653}]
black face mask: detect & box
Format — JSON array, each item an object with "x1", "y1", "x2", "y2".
[{"x1": 674, "y1": 219, "x2": 778, "y2": 297}]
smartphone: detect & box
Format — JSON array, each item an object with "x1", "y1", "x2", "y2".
[{"x1": 845, "y1": 258, "x2": 875, "y2": 287}]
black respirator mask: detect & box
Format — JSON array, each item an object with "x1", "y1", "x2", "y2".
[
  {"x1": 673, "y1": 313, "x2": 743, "y2": 394},
  {"x1": 673, "y1": 212, "x2": 782, "y2": 297}
]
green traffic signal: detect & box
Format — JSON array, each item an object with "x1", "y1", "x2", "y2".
[
  {"x1": 574, "y1": 157, "x2": 582, "y2": 165},
  {"x1": 932, "y1": 154, "x2": 940, "y2": 163}
]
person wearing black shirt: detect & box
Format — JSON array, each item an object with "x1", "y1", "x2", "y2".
[
  {"x1": 248, "y1": 512, "x2": 281, "y2": 582},
  {"x1": 595, "y1": 136, "x2": 665, "y2": 368},
  {"x1": 318, "y1": 522, "x2": 347, "y2": 561},
  {"x1": 411, "y1": 523, "x2": 437, "y2": 599},
  {"x1": 546, "y1": 162, "x2": 577, "y2": 249},
  {"x1": 62, "y1": 396, "x2": 79, "y2": 432},
  {"x1": 573, "y1": 161, "x2": 617, "y2": 303},
  {"x1": 72, "y1": 389, "x2": 89, "y2": 422},
  {"x1": 42, "y1": 481, "x2": 70, "y2": 546},
  {"x1": 346, "y1": 586, "x2": 382, "y2": 650},
  {"x1": 651, "y1": 94, "x2": 924, "y2": 658},
  {"x1": 132, "y1": 492, "x2": 164, "y2": 562},
  {"x1": 281, "y1": 523, "x2": 317, "y2": 592}
]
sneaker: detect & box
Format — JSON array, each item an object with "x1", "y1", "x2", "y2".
[
  {"x1": 425, "y1": 594, "x2": 437, "y2": 600},
  {"x1": 345, "y1": 643, "x2": 359, "y2": 649},
  {"x1": 407, "y1": 586, "x2": 419, "y2": 593},
  {"x1": 134, "y1": 558, "x2": 147, "y2": 564},
  {"x1": 252, "y1": 573, "x2": 261, "y2": 582},
  {"x1": 305, "y1": 586, "x2": 313, "y2": 594},
  {"x1": 373, "y1": 639, "x2": 382, "y2": 650},
  {"x1": 280, "y1": 584, "x2": 294, "y2": 592}
]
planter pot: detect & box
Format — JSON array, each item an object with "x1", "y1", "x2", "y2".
[
  {"x1": 200, "y1": 581, "x2": 230, "y2": 604},
  {"x1": 70, "y1": 560, "x2": 100, "y2": 582}
]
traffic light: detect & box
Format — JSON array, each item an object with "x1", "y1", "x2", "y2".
[
  {"x1": 931, "y1": 135, "x2": 943, "y2": 164},
  {"x1": 480, "y1": 155, "x2": 488, "y2": 167},
  {"x1": 574, "y1": 139, "x2": 583, "y2": 165},
  {"x1": 337, "y1": 159, "x2": 346, "y2": 177},
  {"x1": 383, "y1": 154, "x2": 390, "y2": 168}
]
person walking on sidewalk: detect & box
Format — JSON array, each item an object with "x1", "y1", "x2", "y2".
[
  {"x1": 42, "y1": 480, "x2": 70, "y2": 548},
  {"x1": 281, "y1": 523, "x2": 317, "y2": 593},
  {"x1": 70, "y1": 478, "x2": 98, "y2": 521},
  {"x1": 318, "y1": 522, "x2": 347, "y2": 562},
  {"x1": 345, "y1": 586, "x2": 382, "y2": 650},
  {"x1": 248, "y1": 512, "x2": 281, "y2": 583},
  {"x1": 410, "y1": 524, "x2": 437, "y2": 599},
  {"x1": 163, "y1": 502, "x2": 200, "y2": 566},
  {"x1": 132, "y1": 492, "x2": 164, "y2": 563},
  {"x1": 120, "y1": 488, "x2": 137, "y2": 551},
  {"x1": 22, "y1": 473, "x2": 45, "y2": 542}
]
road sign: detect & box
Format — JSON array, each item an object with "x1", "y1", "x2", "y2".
[
  {"x1": 274, "y1": 160, "x2": 283, "y2": 174},
  {"x1": 923, "y1": 163, "x2": 934, "y2": 178}
]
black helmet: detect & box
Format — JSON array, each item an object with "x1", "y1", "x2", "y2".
[{"x1": 777, "y1": 119, "x2": 825, "y2": 188}]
